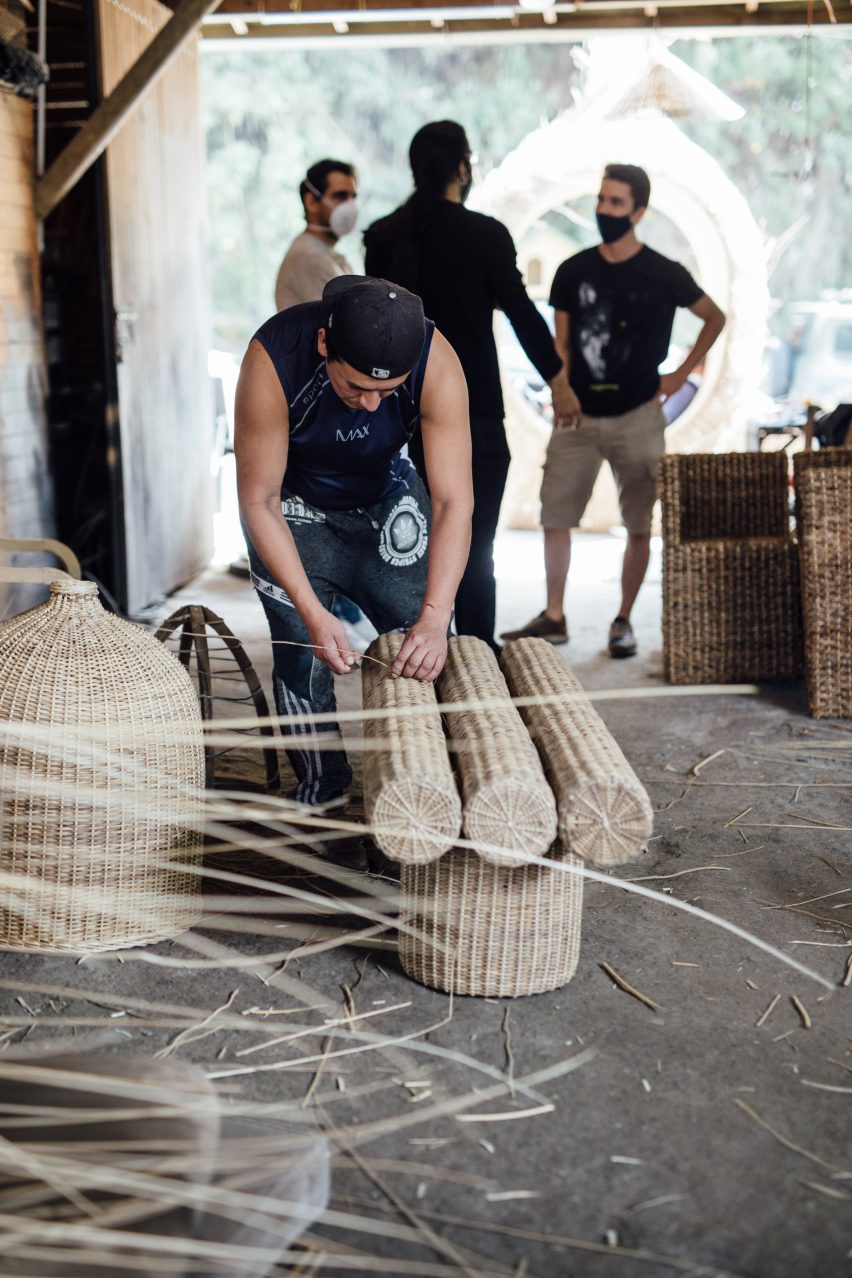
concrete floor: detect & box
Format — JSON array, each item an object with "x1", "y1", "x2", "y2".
[{"x1": 2, "y1": 530, "x2": 851, "y2": 1277}]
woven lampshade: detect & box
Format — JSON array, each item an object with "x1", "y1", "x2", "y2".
[
  {"x1": 399, "y1": 848, "x2": 583, "y2": 998},
  {"x1": 0, "y1": 580, "x2": 205, "y2": 952},
  {"x1": 361, "y1": 633, "x2": 461, "y2": 864},
  {"x1": 436, "y1": 636, "x2": 557, "y2": 868},
  {"x1": 501, "y1": 639, "x2": 653, "y2": 868}
]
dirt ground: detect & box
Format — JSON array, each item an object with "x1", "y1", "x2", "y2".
[{"x1": 1, "y1": 530, "x2": 850, "y2": 1278}]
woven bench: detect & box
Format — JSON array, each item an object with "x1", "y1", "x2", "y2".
[{"x1": 362, "y1": 635, "x2": 651, "y2": 997}]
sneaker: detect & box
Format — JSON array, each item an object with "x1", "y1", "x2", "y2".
[
  {"x1": 608, "y1": 615, "x2": 637, "y2": 659},
  {"x1": 500, "y1": 611, "x2": 568, "y2": 645}
]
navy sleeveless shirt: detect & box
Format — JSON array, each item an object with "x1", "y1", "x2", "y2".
[{"x1": 254, "y1": 302, "x2": 435, "y2": 512}]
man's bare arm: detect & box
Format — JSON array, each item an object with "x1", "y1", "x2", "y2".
[
  {"x1": 552, "y1": 310, "x2": 582, "y2": 429},
  {"x1": 234, "y1": 340, "x2": 354, "y2": 675},
  {"x1": 391, "y1": 331, "x2": 474, "y2": 682},
  {"x1": 655, "y1": 294, "x2": 726, "y2": 402}
]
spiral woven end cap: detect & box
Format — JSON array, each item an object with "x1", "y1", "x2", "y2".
[{"x1": 49, "y1": 579, "x2": 98, "y2": 599}]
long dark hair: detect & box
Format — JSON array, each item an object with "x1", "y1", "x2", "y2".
[
  {"x1": 365, "y1": 121, "x2": 471, "y2": 293},
  {"x1": 409, "y1": 120, "x2": 470, "y2": 197}
]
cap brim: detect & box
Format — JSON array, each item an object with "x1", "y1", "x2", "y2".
[{"x1": 322, "y1": 274, "x2": 372, "y2": 302}]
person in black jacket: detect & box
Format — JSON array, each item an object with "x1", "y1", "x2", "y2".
[{"x1": 364, "y1": 120, "x2": 572, "y2": 653}]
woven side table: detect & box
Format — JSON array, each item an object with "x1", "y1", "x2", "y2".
[
  {"x1": 436, "y1": 636, "x2": 556, "y2": 868},
  {"x1": 794, "y1": 453, "x2": 852, "y2": 718},
  {"x1": 361, "y1": 633, "x2": 462, "y2": 864},
  {"x1": 399, "y1": 847, "x2": 583, "y2": 998},
  {"x1": 501, "y1": 638, "x2": 653, "y2": 868},
  {"x1": 0, "y1": 581, "x2": 205, "y2": 952},
  {"x1": 660, "y1": 453, "x2": 802, "y2": 684}
]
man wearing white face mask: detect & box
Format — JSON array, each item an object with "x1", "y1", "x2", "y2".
[{"x1": 274, "y1": 159, "x2": 359, "y2": 313}]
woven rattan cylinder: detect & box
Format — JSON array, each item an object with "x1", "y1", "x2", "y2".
[
  {"x1": 501, "y1": 638, "x2": 653, "y2": 868},
  {"x1": 0, "y1": 581, "x2": 205, "y2": 953},
  {"x1": 361, "y1": 633, "x2": 461, "y2": 863},
  {"x1": 399, "y1": 847, "x2": 583, "y2": 997},
  {"x1": 794, "y1": 457, "x2": 852, "y2": 718},
  {"x1": 435, "y1": 636, "x2": 556, "y2": 868}
]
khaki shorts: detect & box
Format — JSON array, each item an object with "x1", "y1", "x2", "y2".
[{"x1": 540, "y1": 401, "x2": 667, "y2": 534}]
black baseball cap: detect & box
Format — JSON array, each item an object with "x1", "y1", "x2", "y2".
[{"x1": 322, "y1": 275, "x2": 426, "y2": 381}]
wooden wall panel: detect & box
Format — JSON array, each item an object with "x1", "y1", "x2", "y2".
[
  {"x1": 0, "y1": 91, "x2": 55, "y2": 617},
  {"x1": 97, "y1": 0, "x2": 212, "y2": 615}
]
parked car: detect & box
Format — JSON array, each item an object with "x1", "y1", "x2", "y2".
[{"x1": 767, "y1": 297, "x2": 852, "y2": 406}]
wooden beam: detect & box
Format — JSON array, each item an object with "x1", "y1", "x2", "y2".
[
  {"x1": 202, "y1": 4, "x2": 846, "y2": 36},
  {"x1": 202, "y1": 0, "x2": 847, "y2": 12},
  {"x1": 35, "y1": 0, "x2": 221, "y2": 221}
]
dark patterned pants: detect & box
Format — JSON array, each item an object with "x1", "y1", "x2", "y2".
[{"x1": 245, "y1": 475, "x2": 431, "y2": 805}]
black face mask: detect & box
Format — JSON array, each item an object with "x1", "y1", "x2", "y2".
[{"x1": 596, "y1": 212, "x2": 633, "y2": 244}]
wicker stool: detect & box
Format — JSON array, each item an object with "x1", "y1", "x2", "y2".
[
  {"x1": 436, "y1": 636, "x2": 556, "y2": 868},
  {"x1": 794, "y1": 451, "x2": 852, "y2": 718},
  {"x1": 361, "y1": 633, "x2": 462, "y2": 864},
  {"x1": 399, "y1": 847, "x2": 583, "y2": 998},
  {"x1": 660, "y1": 453, "x2": 802, "y2": 684},
  {"x1": 0, "y1": 580, "x2": 204, "y2": 953},
  {"x1": 501, "y1": 638, "x2": 652, "y2": 867}
]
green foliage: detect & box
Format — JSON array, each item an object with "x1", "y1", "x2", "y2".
[
  {"x1": 672, "y1": 33, "x2": 852, "y2": 319},
  {"x1": 202, "y1": 43, "x2": 578, "y2": 350},
  {"x1": 202, "y1": 34, "x2": 851, "y2": 353}
]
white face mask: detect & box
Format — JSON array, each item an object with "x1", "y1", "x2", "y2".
[
  {"x1": 328, "y1": 197, "x2": 359, "y2": 239},
  {"x1": 305, "y1": 176, "x2": 359, "y2": 239}
]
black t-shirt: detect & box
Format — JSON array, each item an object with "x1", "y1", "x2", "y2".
[
  {"x1": 549, "y1": 245, "x2": 704, "y2": 417},
  {"x1": 364, "y1": 199, "x2": 562, "y2": 422}
]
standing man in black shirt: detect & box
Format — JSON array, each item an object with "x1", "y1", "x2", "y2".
[
  {"x1": 503, "y1": 163, "x2": 725, "y2": 658},
  {"x1": 364, "y1": 120, "x2": 573, "y2": 653}
]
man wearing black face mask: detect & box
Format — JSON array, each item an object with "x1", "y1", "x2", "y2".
[
  {"x1": 503, "y1": 163, "x2": 725, "y2": 659},
  {"x1": 364, "y1": 120, "x2": 574, "y2": 655}
]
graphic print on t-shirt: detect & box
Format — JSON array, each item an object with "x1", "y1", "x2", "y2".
[{"x1": 577, "y1": 281, "x2": 611, "y2": 383}]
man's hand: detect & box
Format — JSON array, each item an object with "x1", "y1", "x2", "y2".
[
  {"x1": 391, "y1": 613, "x2": 449, "y2": 682},
  {"x1": 652, "y1": 370, "x2": 689, "y2": 404},
  {"x1": 305, "y1": 607, "x2": 359, "y2": 675},
  {"x1": 550, "y1": 374, "x2": 582, "y2": 430}
]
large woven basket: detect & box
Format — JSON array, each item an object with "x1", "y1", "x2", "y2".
[
  {"x1": 501, "y1": 639, "x2": 653, "y2": 868},
  {"x1": 663, "y1": 538, "x2": 802, "y2": 684},
  {"x1": 794, "y1": 452, "x2": 852, "y2": 718},
  {"x1": 361, "y1": 633, "x2": 461, "y2": 863},
  {"x1": 436, "y1": 636, "x2": 557, "y2": 868},
  {"x1": 660, "y1": 453, "x2": 802, "y2": 684},
  {"x1": 0, "y1": 580, "x2": 205, "y2": 952},
  {"x1": 660, "y1": 451, "x2": 789, "y2": 543},
  {"x1": 399, "y1": 848, "x2": 583, "y2": 998}
]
